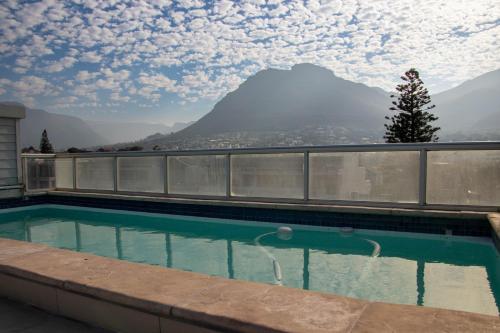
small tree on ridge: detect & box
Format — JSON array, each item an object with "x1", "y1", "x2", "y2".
[
  {"x1": 384, "y1": 68, "x2": 440, "y2": 143},
  {"x1": 39, "y1": 129, "x2": 54, "y2": 153}
]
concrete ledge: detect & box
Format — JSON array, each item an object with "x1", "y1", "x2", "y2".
[
  {"x1": 0, "y1": 102, "x2": 25, "y2": 119},
  {"x1": 0, "y1": 238, "x2": 498, "y2": 333},
  {"x1": 488, "y1": 213, "x2": 500, "y2": 252},
  {"x1": 49, "y1": 190, "x2": 489, "y2": 220},
  {"x1": 0, "y1": 187, "x2": 22, "y2": 199}
]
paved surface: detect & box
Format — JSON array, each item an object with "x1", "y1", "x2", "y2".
[{"x1": 0, "y1": 297, "x2": 111, "y2": 333}]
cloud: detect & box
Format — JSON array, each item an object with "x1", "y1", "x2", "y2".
[
  {"x1": 44, "y1": 56, "x2": 77, "y2": 73},
  {"x1": 0, "y1": 0, "x2": 498, "y2": 111},
  {"x1": 81, "y1": 51, "x2": 102, "y2": 63},
  {"x1": 75, "y1": 70, "x2": 99, "y2": 82}
]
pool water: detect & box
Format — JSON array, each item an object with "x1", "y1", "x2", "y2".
[{"x1": 0, "y1": 204, "x2": 498, "y2": 316}]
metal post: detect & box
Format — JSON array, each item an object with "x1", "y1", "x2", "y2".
[
  {"x1": 22, "y1": 157, "x2": 27, "y2": 192},
  {"x1": 304, "y1": 151, "x2": 309, "y2": 201},
  {"x1": 164, "y1": 155, "x2": 169, "y2": 194},
  {"x1": 113, "y1": 156, "x2": 118, "y2": 192},
  {"x1": 72, "y1": 157, "x2": 77, "y2": 189},
  {"x1": 419, "y1": 149, "x2": 427, "y2": 206},
  {"x1": 226, "y1": 154, "x2": 231, "y2": 199},
  {"x1": 35, "y1": 159, "x2": 40, "y2": 190}
]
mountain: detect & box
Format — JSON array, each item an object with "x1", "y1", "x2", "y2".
[
  {"x1": 14, "y1": 65, "x2": 500, "y2": 151},
  {"x1": 131, "y1": 63, "x2": 392, "y2": 149},
  {"x1": 20, "y1": 108, "x2": 109, "y2": 149},
  {"x1": 17, "y1": 107, "x2": 193, "y2": 150},
  {"x1": 169, "y1": 121, "x2": 195, "y2": 132},
  {"x1": 133, "y1": 65, "x2": 500, "y2": 150},
  {"x1": 85, "y1": 120, "x2": 189, "y2": 144},
  {"x1": 433, "y1": 69, "x2": 500, "y2": 134},
  {"x1": 174, "y1": 63, "x2": 390, "y2": 138}
]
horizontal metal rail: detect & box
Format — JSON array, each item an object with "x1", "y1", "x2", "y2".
[{"x1": 46, "y1": 141, "x2": 500, "y2": 158}]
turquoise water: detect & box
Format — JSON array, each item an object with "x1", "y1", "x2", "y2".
[{"x1": 0, "y1": 205, "x2": 498, "y2": 316}]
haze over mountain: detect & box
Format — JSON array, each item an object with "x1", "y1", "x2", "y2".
[
  {"x1": 19, "y1": 108, "x2": 191, "y2": 150},
  {"x1": 21, "y1": 108, "x2": 109, "y2": 149},
  {"x1": 432, "y1": 69, "x2": 500, "y2": 133},
  {"x1": 85, "y1": 120, "x2": 192, "y2": 145}
]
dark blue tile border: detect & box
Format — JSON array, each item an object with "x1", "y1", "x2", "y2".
[{"x1": 0, "y1": 195, "x2": 491, "y2": 237}]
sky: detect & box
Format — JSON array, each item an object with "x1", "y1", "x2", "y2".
[{"x1": 0, "y1": 0, "x2": 499, "y2": 125}]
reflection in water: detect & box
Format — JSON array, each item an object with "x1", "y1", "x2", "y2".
[{"x1": 0, "y1": 206, "x2": 498, "y2": 316}]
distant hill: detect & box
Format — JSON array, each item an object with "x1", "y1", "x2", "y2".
[
  {"x1": 173, "y1": 63, "x2": 390, "y2": 138},
  {"x1": 17, "y1": 108, "x2": 191, "y2": 150},
  {"x1": 85, "y1": 120, "x2": 192, "y2": 144},
  {"x1": 21, "y1": 108, "x2": 109, "y2": 149},
  {"x1": 433, "y1": 69, "x2": 500, "y2": 134}
]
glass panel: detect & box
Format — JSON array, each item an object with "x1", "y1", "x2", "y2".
[
  {"x1": 76, "y1": 157, "x2": 114, "y2": 190},
  {"x1": 26, "y1": 158, "x2": 55, "y2": 191},
  {"x1": 168, "y1": 155, "x2": 226, "y2": 196},
  {"x1": 231, "y1": 153, "x2": 304, "y2": 199},
  {"x1": 427, "y1": 150, "x2": 500, "y2": 206},
  {"x1": 309, "y1": 151, "x2": 419, "y2": 202},
  {"x1": 55, "y1": 158, "x2": 73, "y2": 189},
  {"x1": 118, "y1": 156, "x2": 164, "y2": 193}
]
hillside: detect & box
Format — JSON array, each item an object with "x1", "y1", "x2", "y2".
[
  {"x1": 134, "y1": 65, "x2": 500, "y2": 149},
  {"x1": 21, "y1": 108, "x2": 109, "y2": 149},
  {"x1": 433, "y1": 69, "x2": 500, "y2": 134},
  {"x1": 173, "y1": 63, "x2": 390, "y2": 138},
  {"x1": 133, "y1": 64, "x2": 392, "y2": 149},
  {"x1": 18, "y1": 108, "x2": 188, "y2": 150},
  {"x1": 85, "y1": 120, "x2": 191, "y2": 144}
]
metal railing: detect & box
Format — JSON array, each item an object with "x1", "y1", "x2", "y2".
[
  {"x1": 22, "y1": 154, "x2": 56, "y2": 192},
  {"x1": 21, "y1": 142, "x2": 500, "y2": 211}
]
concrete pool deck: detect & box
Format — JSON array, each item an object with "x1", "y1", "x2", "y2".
[{"x1": 0, "y1": 238, "x2": 498, "y2": 333}]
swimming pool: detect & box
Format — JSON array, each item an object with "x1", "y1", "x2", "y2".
[{"x1": 0, "y1": 204, "x2": 498, "y2": 316}]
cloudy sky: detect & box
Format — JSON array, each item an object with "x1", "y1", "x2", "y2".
[{"x1": 0, "y1": 0, "x2": 499, "y2": 124}]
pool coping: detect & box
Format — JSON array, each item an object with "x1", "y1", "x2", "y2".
[
  {"x1": 488, "y1": 213, "x2": 500, "y2": 252},
  {"x1": 0, "y1": 238, "x2": 498, "y2": 333},
  {"x1": 48, "y1": 190, "x2": 489, "y2": 219}
]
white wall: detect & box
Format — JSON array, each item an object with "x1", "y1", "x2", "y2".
[{"x1": 0, "y1": 104, "x2": 25, "y2": 198}]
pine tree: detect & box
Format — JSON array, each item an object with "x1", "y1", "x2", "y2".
[
  {"x1": 384, "y1": 68, "x2": 440, "y2": 143},
  {"x1": 39, "y1": 129, "x2": 54, "y2": 153}
]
